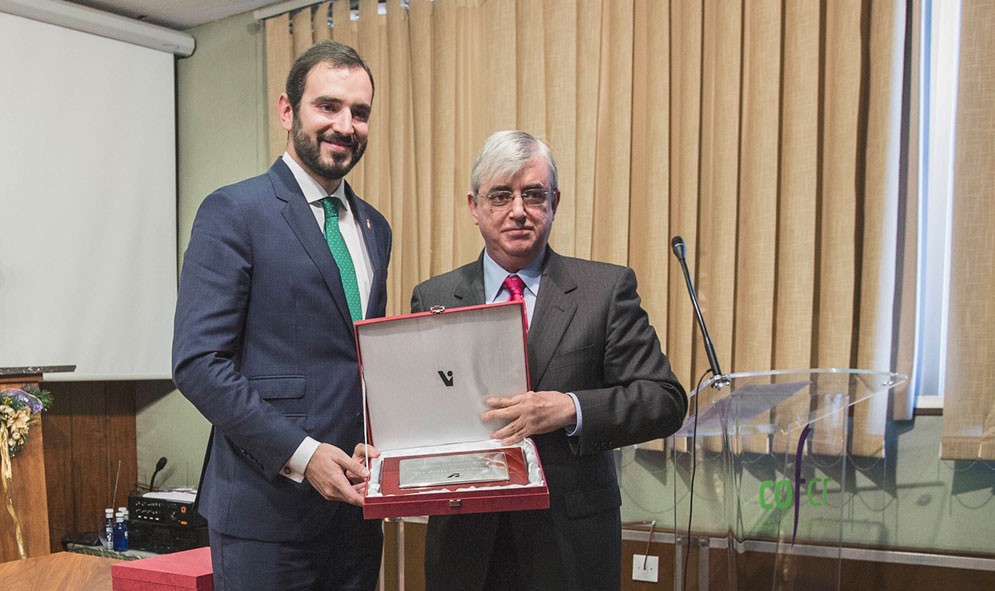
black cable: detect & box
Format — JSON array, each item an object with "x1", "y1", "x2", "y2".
[{"x1": 682, "y1": 368, "x2": 712, "y2": 591}]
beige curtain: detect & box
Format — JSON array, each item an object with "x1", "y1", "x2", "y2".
[
  {"x1": 263, "y1": 0, "x2": 916, "y2": 457},
  {"x1": 941, "y1": 0, "x2": 995, "y2": 460}
]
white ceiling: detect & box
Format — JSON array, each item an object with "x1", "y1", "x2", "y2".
[{"x1": 65, "y1": 0, "x2": 292, "y2": 30}]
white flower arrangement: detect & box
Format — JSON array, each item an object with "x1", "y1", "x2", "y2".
[
  {"x1": 1, "y1": 385, "x2": 52, "y2": 559},
  {"x1": 1, "y1": 385, "x2": 52, "y2": 458}
]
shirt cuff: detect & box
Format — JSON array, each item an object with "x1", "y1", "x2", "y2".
[
  {"x1": 281, "y1": 436, "x2": 320, "y2": 483},
  {"x1": 564, "y1": 392, "x2": 583, "y2": 437}
]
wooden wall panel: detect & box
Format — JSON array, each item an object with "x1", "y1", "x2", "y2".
[
  {"x1": 0, "y1": 378, "x2": 51, "y2": 561},
  {"x1": 39, "y1": 386, "x2": 74, "y2": 555},
  {"x1": 71, "y1": 382, "x2": 110, "y2": 537},
  {"x1": 105, "y1": 381, "x2": 139, "y2": 511},
  {"x1": 41, "y1": 381, "x2": 137, "y2": 553}
]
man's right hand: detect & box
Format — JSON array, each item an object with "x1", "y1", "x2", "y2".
[{"x1": 304, "y1": 443, "x2": 371, "y2": 506}]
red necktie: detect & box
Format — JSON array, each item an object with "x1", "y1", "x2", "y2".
[
  {"x1": 503, "y1": 274, "x2": 525, "y2": 302},
  {"x1": 503, "y1": 274, "x2": 528, "y2": 330}
]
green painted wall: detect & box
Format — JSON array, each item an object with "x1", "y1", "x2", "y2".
[
  {"x1": 620, "y1": 414, "x2": 995, "y2": 556},
  {"x1": 135, "y1": 10, "x2": 266, "y2": 491}
]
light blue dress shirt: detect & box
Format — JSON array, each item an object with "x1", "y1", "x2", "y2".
[{"x1": 481, "y1": 250, "x2": 583, "y2": 436}]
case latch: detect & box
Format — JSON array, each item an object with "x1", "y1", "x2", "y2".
[{"x1": 449, "y1": 499, "x2": 462, "y2": 508}]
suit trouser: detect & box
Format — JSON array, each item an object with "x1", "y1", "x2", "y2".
[
  {"x1": 425, "y1": 507, "x2": 622, "y2": 591},
  {"x1": 209, "y1": 503, "x2": 382, "y2": 591}
]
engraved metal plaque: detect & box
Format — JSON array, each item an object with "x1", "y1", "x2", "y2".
[{"x1": 397, "y1": 451, "x2": 510, "y2": 489}]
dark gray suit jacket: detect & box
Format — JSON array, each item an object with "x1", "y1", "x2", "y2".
[
  {"x1": 172, "y1": 158, "x2": 391, "y2": 542},
  {"x1": 411, "y1": 248, "x2": 687, "y2": 591}
]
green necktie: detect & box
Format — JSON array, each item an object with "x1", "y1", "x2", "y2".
[{"x1": 321, "y1": 197, "x2": 363, "y2": 322}]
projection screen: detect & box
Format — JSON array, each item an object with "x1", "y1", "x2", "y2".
[{"x1": 0, "y1": 10, "x2": 177, "y2": 380}]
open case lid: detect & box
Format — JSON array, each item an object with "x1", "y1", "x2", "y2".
[{"x1": 356, "y1": 301, "x2": 529, "y2": 453}]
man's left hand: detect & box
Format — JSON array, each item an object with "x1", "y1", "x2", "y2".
[
  {"x1": 348, "y1": 443, "x2": 380, "y2": 484},
  {"x1": 483, "y1": 390, "x2": 576, "y2": 445}
]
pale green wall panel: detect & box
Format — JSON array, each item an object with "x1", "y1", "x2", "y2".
[{"x1": 137, "y1": 9, "x2": 268, "y2": 491}]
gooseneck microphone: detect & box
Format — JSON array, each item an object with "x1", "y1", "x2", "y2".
[
  {"x1": 149, "y1": 456, "x2": 168, "y2": 492},
  {"x1": 671, "y1": 236, "x2": 728, "y2": 389}
]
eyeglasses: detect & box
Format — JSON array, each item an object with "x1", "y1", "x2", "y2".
[{"x1": 479, "y1": 188, "x2": 552, "y2": 208}]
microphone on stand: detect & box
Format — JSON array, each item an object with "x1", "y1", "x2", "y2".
[
  {"x1": 149, "y1": 456, "x2": 168, "y2": 492},
  {"x1": 671, "y1": 235, "x2": 729, "y2": 389}
]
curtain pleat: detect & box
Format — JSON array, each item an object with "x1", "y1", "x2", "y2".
[
  {"x1": 568, "y1": 0, "x2": 602, "y2": 260},
  {"x1": 734, "y1": 0, "x2": 782, "y2": 452},
  {"x1": 941, "y1": 0, "x2": 995, "y2": 460},
  {"x1": 666, "y1": 0, "x2": 703, "y2": 399},
  {"x1": 291, "y1": 8, "x2": 314, "y2": 56},
  {"x1": 544, "y1": 0, "x2": 580, "y2": 259},
  {"x1": 817, "y1": 1, "x2": 861, "y2": 373},
  {"x1": 589, "y1": 1, "x2": 634, "y2": 267},
  {"x1": 629, "y1": 0, "x2": 671, "y2": 344},
  {"x1": 261, "y1": 0, "x2": 917, "y2": 458},
  {"x1": 407, "y1": 0, "x2": 433, "y2": 286},
  {"x1": 891, "y1": 0, "x2": 919, "y2": 424},
  {"x1": 516, "y1": 1, "x2": 546, "y2": 136},
  {"x1": 313, "y1": 1, "x2": 332, "y2": 42},
  {"x1": 770, "y1": 0, "x2": 819, "y2": 454},
  {"x1": 851, "y1": 0, "x2": 907, "y2": 457},
  {"x1": 810, "y1": 1, "x2": 863, "y2": 457},
  {"x1": 427, "y1": 0, "x2": 459, "y2": 276},
  {"x1": 264, "y1": 14, "x2": 292, "y2": 162},
  {"x1": 698, "y1": 0, "x2": 740, "y2": 389},
  {"x1": 625, "y1": 0, "x2": 671, "y2": 453},
  {"x1": 684, "y1": 2, "x2": 739, "y2": 452}
]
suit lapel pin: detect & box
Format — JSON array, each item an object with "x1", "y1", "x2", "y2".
[{"x1": 366, "y1": 219, "x2": 372, "y2": 230}]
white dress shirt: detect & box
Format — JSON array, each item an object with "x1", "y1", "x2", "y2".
[{"x1": 280, "y1": 152, "x2": 374, "y2": 482}]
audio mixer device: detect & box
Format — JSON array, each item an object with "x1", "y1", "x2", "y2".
[
  {"x1": 129, "y1": 489, "x2": 205, "y2": 527},
  {"x1": 128, "y1": 489, "x2": 209, "y2": 554}
]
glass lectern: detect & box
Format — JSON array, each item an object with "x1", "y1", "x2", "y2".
[{"x1": 670, "y1": 368, "x2": 906, "y2": 590}]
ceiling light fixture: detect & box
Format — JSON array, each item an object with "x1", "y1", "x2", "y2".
[{"x1": 0, "y1": 0, "x2": 195, "y2": 56}]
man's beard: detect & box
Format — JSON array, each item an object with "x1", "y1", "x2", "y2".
[{"x1": 292, "y1": 117, "x2": 367, "y2": 182}]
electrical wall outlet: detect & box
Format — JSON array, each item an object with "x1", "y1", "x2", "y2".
[{"x1": 632, "y1": 554, "x2": 660, "y2": 583}]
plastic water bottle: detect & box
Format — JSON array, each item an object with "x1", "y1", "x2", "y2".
[
  {"x1": 113, "y1": 512, "x2": 129, "y2": 551},
  {"x1": 101, "y1": 508, "x2": 114, "y2": 549}
]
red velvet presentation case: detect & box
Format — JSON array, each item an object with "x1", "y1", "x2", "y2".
[
  {"x1": 111, "y1": 546, "x2": 213, "y2": 591},
  {"x1": 356, "y1": 302, "x2": 549, "y2": 519}
]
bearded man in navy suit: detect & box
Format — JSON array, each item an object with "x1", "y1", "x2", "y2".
[
  {"x1": 173, "y1": 41, "x2": 390, "y2": 591},
  {"x1": 409, "y1": 130, "x2": 687, "y2": 591}
]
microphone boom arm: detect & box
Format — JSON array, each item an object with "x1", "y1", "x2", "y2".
[{"x1": 671, "y1": 236, "x2": 730, "y2": 389}]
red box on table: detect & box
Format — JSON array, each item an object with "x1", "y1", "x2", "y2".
[
  {"x1": 356, "y1": 301, "x2": 549, "y2": 519},
  {"x1": 111, "y1": 546, "x2": 212, "y2": 591}
]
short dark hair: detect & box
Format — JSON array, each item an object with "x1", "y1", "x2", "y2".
[{"x1": 285, "y1": 40, "x2": 374, "y2": 114}]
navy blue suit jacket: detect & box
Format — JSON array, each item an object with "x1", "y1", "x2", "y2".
[{"x1": 172, "y1": 158, "x2": 391, "y2": 541}]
